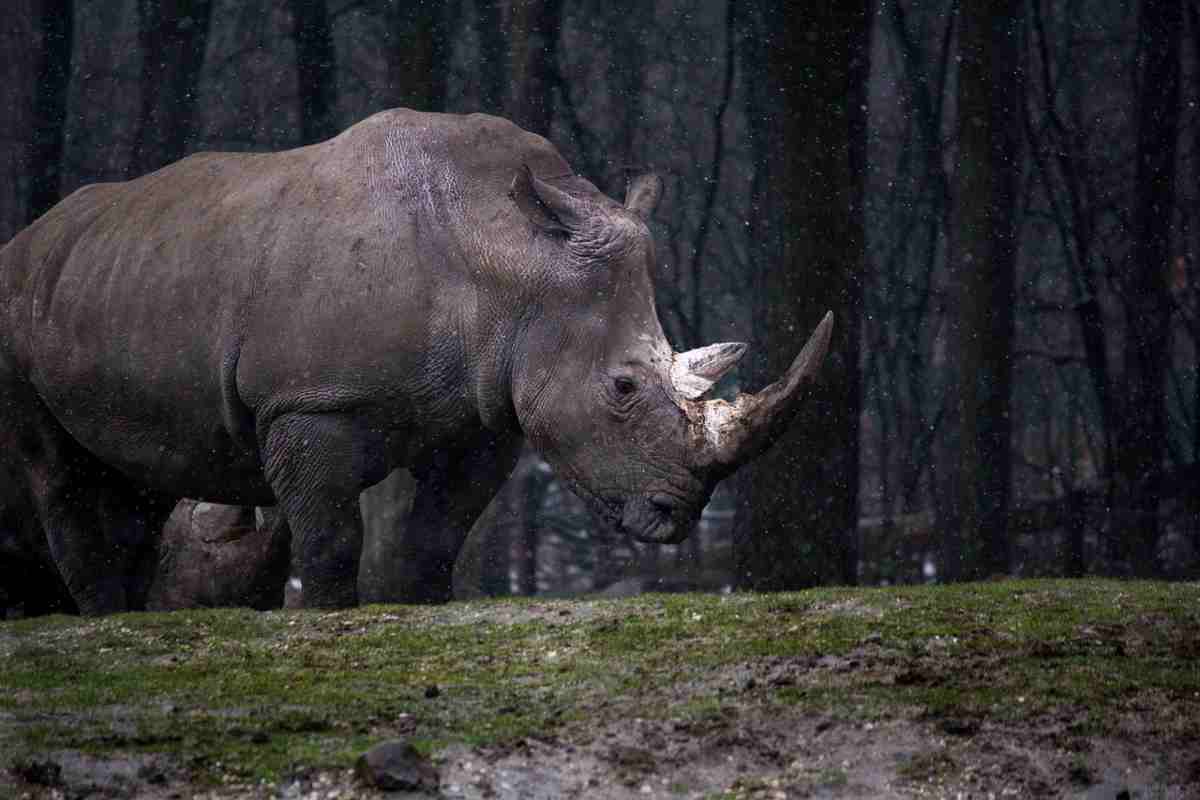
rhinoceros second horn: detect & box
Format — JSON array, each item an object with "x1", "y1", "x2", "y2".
[{"x1": 693, "y1": 311, "x2": 834, "y2": 471}]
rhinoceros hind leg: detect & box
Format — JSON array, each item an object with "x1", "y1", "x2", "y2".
[
  {"x1": 0, "y1": 455, "x2": 77, "y2": 617},
  {"x1": 1, "y1": 380, "x2": 174, "y2": 615},
  {"x1": 0, "y1": 535, "x2": 78, "y2": 618},
  {"x1": 10, "y1": 557, "x2": 77, "y2": 617},
  {"x1": 262, "y1": 413, "x2": 388, "y2": 609}
]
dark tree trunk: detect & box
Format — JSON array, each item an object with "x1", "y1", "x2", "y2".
[
  {"x1": 608, "y1": 3, "x2": 647, "y2": 165},
  {"x1": 478, "y1": 511, "x2": 511, "y2": 596},
  {"x1": 514, "y1": 466, "x2": 544, "y2": 596},
  {"x1": 27, "y1": 0, "x2": 74, "y2": 224},
  {"x1": 1065, "y1": 490, "x2": 1086, "y2": 578},
  {"x1": 479, "y1": 454, "x2": 525, "y2": 598},
  {"x1": 0, "y1": 0, "x2": 41, "y2": 242},
  {"x1": 1114, "y1": 0, "x2": 1181, "y2": 576},
  {"x1": 736, "y1": 2, "x2": 869, "y2": 590},
  {"x1": 380, "y1": 0, "x2": 448, "y2": 112},
  {"x1": 358, "y1": 469, "x2": 416, "y2": 603},
  {"x1": 288, "y1": 0, "x2": 337, "y2": 144},
  {"x1": 475, "y1": 0, "x2": 507, "y2": 115},
  {"x1": 516, "y1": 530, "x2": 537, "y2": 595},
  {"x1": 1193, "y1": 1, "x2": 1200, "y2": 485},
  {"x1": 129, "y1": 0, "x2": 213, "y2": 178},
  {"x1": 507, "y1": 0, "x2": 564, "y2": 135},
  {"x1": 944, "y1": 0, "x2": 1023, "y2": 580},
  {"x1": 1025, "y1": 0, "x2": 1119, "y2": 570}
]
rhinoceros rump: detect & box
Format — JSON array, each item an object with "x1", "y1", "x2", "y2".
[{"x1": 0, "y1": 109, "x2": 831, "y2": 613}]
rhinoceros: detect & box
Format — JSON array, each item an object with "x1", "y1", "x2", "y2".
[{"x1": 0, "y1": 109, "x2": 831, "y2": 614}]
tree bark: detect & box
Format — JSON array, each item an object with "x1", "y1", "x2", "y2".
[
  {"x1": 380, "y1": 0, "x2": 447, "y2": 112},
  {"x1": 479, "y1": 455, "x2": 524, "y2": 598},
  {"x1": 27, "y1": 0, "x2": 74, "y2": 224},
  {"x1": 475, "y1": 0, "x2": 507, "y2": 115},
  {"x1": 288, "y1": 0, "x2": 337, "y2": 144},
  {"x1": 506, "y1": 0, "x2": 564, "y2": 135},
  {"x1": 736, "y1": 2, "x2": 869, "y2": 590},
  {"x1": 944, "y1": 0, "x2": 1023, "y2": 580},
  {"x1": 129, "y1": 0, "x2": 213, "y2": 178},
  {"x1": 1114, "y1": 0, "x2": 1181, "y2": 576},
  {"x1": 0, "y1": 0, "x2": 41, "y2": 242},
  {"x1": 358, "y1": 469, "x2": 417, "y2": 603},
  {"x1": 514, "y1": 463, "x2": 544, "y2": 596}
]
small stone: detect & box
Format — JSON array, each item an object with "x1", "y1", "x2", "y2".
[
  {"x1": 137, "y1": 763, "x2": 168, "y2": 785},
  {"x1": 939, "y1": 718, "x2": 980, "y2": 737},
  {"x1": 356, "y1": 740, "x2": 439, "y2": 793},
  {"x1": 10, "y1": 758, "x2": 62, "y2": 787}
]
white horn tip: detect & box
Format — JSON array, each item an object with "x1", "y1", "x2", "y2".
[
  {"x1": 672, "y1": 341, "x2": 748, "y2": 400},
  {"x1": 818, "y1": 310, "x2": 834, "y2": 345},
  {"x1": 795, "y1": 311, "x2": 834, "y2": 377}
]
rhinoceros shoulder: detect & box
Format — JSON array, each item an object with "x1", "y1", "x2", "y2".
[{"x1": 327, "y1": 109, "x2": 573, "y2": 195}]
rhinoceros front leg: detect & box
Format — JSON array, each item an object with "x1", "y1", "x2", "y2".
[
  {"x1": 262, "y1": 413, "x2": 387, "y2": 609},
  {"x1": 391, "y1": 436, "x2": 522, "y2": 604}
]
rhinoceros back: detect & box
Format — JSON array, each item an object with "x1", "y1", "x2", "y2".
[{"x1": 0, "y1": 109, "x2": 572, "y2": 502}]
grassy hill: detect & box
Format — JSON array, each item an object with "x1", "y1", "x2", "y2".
[{"x1": 2, "y1": 579, "x2": 1197, "y2": 798}]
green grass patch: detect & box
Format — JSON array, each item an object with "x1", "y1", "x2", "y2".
[{"x1": 2, "y1": 578, "x2": 1197, "y2": 785}]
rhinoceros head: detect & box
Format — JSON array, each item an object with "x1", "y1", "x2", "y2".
[{"x1": 506, "y1": 167, "x2": 832, "y2": 544}]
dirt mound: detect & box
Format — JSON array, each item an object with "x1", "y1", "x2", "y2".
[{"x1": 3, "y1": 580, "x2": 1198, "y2": 798}]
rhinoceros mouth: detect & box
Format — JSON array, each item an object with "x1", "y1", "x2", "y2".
[
  {"x1": 619, "y1": 494, "x2": 694, "y2": 544},
  {"x1": 565, "y1": 475, "x2": 696, "y2": 545}
]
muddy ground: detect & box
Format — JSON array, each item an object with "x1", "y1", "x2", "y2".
[{"x1": 2, "y1": 580, "x2": 1198, "y2": 799}]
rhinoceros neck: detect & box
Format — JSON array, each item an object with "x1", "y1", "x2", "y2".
[{"x1": 467, "y1": 288, "x2": 525, "y2": 437}]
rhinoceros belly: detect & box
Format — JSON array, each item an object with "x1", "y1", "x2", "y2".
[
  {"x1": 29, "y1": 312, "x2": 274, "y2": 504},
  {"x1": 38, "y1": 367, "x2": 274, "y2": 504}
]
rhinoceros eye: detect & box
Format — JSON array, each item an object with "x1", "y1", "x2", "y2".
[{"x1": 614, "y1": 376, "x2": 638, "y2": 396}]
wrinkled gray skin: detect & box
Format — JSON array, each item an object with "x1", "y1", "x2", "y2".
[{"x1": 0, "y1": 110, "x2": 830, "y2": 614}]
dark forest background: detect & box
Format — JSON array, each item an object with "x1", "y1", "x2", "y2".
[{"x1": 3, "y1": 0, "x2": 1199, "y2": 597}]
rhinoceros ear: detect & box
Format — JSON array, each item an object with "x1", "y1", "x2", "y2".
[
  {"x1": 625, "y1": 173, "x2": 663, "y2": 220},
  {"x1": 509, "y1": 164, "x2": 589, "y2": 235}
]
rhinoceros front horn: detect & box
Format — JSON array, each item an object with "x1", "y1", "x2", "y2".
[{"x1": 693, "y1": 311, "x2": 834, "y2": 473}]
